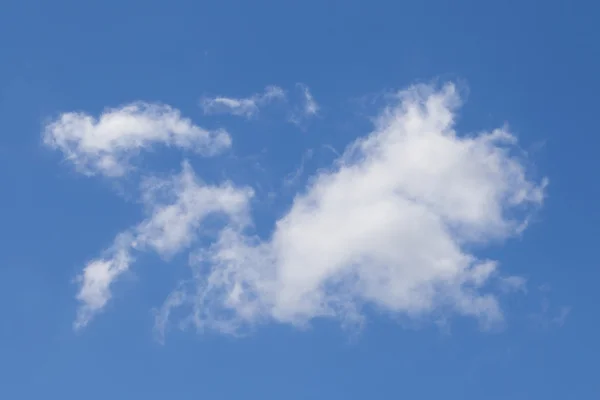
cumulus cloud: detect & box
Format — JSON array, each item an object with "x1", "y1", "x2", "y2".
[
  {"x1": 200, "y1": 86, "x2": 286, "y2": 118},
  {"x1": 43, "y1": 102, "x2": 231, "y2": 177},
  {"x1": 48, "y1": 81, "x2": 547, "y2": 336},
  {"x1": 155, "y1": 83, "x2": 547, "y2": 337},
  {"x1": 74, "y1": 162, "x2": 253, "y2": 329}
]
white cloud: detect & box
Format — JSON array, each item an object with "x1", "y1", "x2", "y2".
[
  {"x1": 552, "y1": 306, "x2": 571, "y2": 327},
  {"x1": 74, "y1": 162, "x2": 253, "y2": 329},
  {"x1": 288, "y1": 84, "x2": 319, "y2": 125},
  {"x1": 283, "y1": 149, "x2": 313, "y2": 187},
  {"x1": 43, "y1": 102, "x2": 231, "y2": 177},
  {"x1": 200, "y1": 84, "x2": 319, "y2": 126},
  {"x1": 298, "y1": 84, "x2": 319, "y2": 116},
  {"x1": 74, "y1": 233, "x2": 134, "y2": 330},
  {"x1": 53, "y1": 82, "x2": 547, "y2": 337},
  {"x1": 498, "y1": 276, "x2": 527, "y2": 293},
  {"x1": 157, "y1": 83, "x2": 547, "y2": 336},
  {"x1": 200, "y1": 86, "x2": 286, "y2": 118}
]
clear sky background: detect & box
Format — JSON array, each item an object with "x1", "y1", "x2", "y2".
[{"x1": 1, "y1": 1, "x2": 598, "y2": 399}]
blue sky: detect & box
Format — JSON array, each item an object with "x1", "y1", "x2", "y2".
[{"x1": 1, "y1": 0, "x2": 598, "y2": 398}]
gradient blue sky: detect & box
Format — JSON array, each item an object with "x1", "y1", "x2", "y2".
[{"x1": 1, "y1": 1, "x2": 599, "y2": 399}]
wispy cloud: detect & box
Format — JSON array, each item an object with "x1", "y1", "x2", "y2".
[
  {"x1": 288, "y1": 84, "x2": 320, "y2": 126},
  {"x1": 201, "y1": 84, "x2": 319, "y2": 126},
  {"x1": 73, "y1": 162, "x2": 253, "y2": 329},
  {"x1": 552, "y1": 306, "x2": 571, "y2": 327},
  {"x1": 529, "y1": 284, "x2": 570, "y2": 329},
  {"x1": 43, "y1": 102, "x2": 231, "y2": 177},
  {"x1": 283, "y1": 148, "x2": 314, "y2": 187},
  {"x1": 498, "y1": 276, "x2": 528, "y2": 294},
  {"x1": 298, "y1": 83, "x2": 319, "y2": 116},
  {"x1": 200, "y1": 86, "x2": 285, "y2": 118}
]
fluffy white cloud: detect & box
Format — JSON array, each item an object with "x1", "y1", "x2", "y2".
[
  {"x1": 156, "y1": 83, "x2": 547, "y2": 336},
  {"x1": 74, "y1": 162, "x2": 253, "y2": 329},
  {"x1": 200, "y1": 86, "x2": 286, "y2": 118},
  {"x1": 43, "y1": 102, "x2": 231, "y2": 177},
  {"x1": 54, "y1": 82, "x2": 547, "y2": 336}
]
